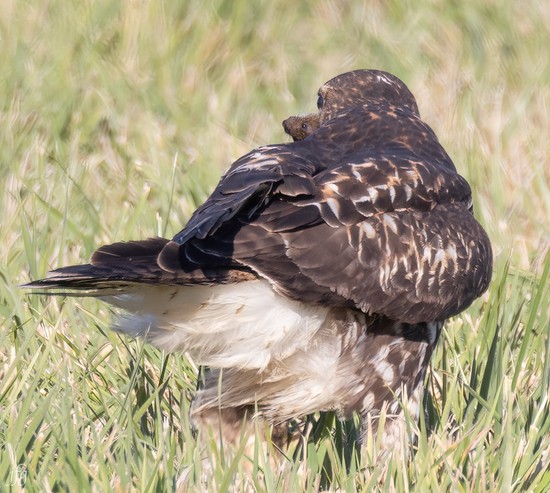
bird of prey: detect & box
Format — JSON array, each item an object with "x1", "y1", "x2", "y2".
[{"x1": 26, "y1": 69, "x2": 492, "y2": 449}]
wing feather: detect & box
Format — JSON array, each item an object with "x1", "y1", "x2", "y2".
[{"x1": 156, "y1": 114, "x2": 490, "y2": 324}]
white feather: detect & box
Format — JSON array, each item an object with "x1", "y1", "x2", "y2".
[{"x1": 100, "y1": 280, "x2": 328, "y2": 370}]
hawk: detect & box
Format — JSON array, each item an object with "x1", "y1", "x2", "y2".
[{"x1": 26, "y1": 69, "x2": 492, "y2": 449}]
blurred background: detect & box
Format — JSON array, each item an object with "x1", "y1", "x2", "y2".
[{"x1": 1, "y1": 0, "x2": 549, "y2": 490}]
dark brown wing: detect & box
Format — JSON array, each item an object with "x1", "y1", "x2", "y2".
[
  {"x1": 158, "y1": 138, "x2": 491, "y2": 323},
  {"x1": 169, "y1": 143, "x2": 321, "y2": 246},
  {"x1": 278, "y1": 202, "x2": 492, "y2": 323}
]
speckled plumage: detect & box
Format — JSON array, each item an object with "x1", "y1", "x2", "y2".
[{"x1": 26, "y1": 69, "x2": 492, "y2": 450}]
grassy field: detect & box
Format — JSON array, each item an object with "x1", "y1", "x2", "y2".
[{"x1": 1, "y1": 0, "x2": 550, "y2": 491}]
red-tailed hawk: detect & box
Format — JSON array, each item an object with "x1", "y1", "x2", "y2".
[{"x1": 26, "y1": 69, "x2": 492, "y2": 449}]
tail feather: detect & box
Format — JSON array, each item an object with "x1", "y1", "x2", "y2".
[
  {"x1": 24, "y1": 237, "x2": 169, "y2": 294},
  {"x1": 90, "y1": 237, "x2": 170, "y2": 263},
  {"x1": 23, "y1": 237, "x2": 257, "y2": 296},
  {"x1": 24, "y1": 270, "x2": 150, "y2": 297}
]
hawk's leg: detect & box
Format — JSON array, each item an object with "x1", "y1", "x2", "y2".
[
  {"x1": 357, "y1": 320, "x2": 442, "y2": 454},
  {"x1": 189, "y1": 368, "x2": 293, "y2": 451}
]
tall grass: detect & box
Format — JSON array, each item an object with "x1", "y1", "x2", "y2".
[{"x1": 1, "y1": 0, "x2": 549, "y2": 491}]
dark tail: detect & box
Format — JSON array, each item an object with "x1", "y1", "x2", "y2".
[
  {"x1": 24, "y1": 237, "x2": 174, "y2": 295},
  {"x1": 23, "y1": 236, "x2": 257, "y2": 296}
]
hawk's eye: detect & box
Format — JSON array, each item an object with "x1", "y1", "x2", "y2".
[
  {"x1": 301, "y1": 123, "x2": 308, "y2": 130},
  {"x1": 317, "y1": 94, "x2": 324, "y2": 110}
]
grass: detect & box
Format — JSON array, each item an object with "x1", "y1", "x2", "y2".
[{"x1": 1, "y1": 0, "x2": 550, "y2": 491}]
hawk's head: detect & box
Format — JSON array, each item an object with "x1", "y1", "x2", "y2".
[{"x1": 317, "y1": 69, "x2": 420, "y2": 123}]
